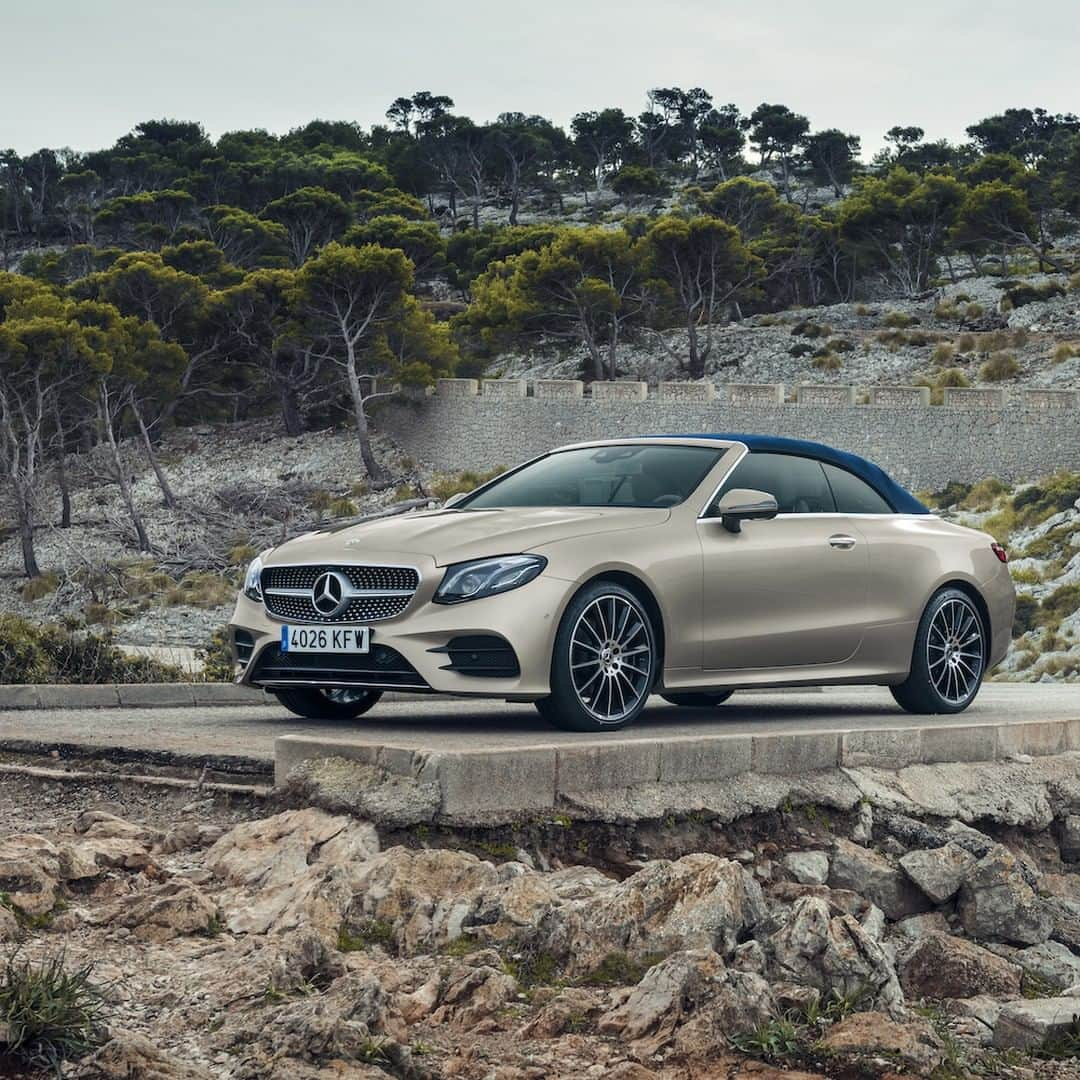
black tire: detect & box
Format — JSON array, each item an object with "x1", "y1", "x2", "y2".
[
  {"x1": 890, "y1": 587, "x2": 986, "y2": 715},
  {"x1": 660, "y1": 690, "x2": 734, "y2": 708},
  {"x1": 273, "y1": 687, "x2": 383, "y2": 719},
  {"x1": 536, "y1": 581, "x2": 658, "y2": 732}
]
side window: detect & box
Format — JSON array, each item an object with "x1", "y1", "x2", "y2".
[
  {"x1": 713, "y1": 453, "x2": 835, "y2": 514},
  {"x1": 822, "y1": 463, "x2": 893, "y2": 514}
]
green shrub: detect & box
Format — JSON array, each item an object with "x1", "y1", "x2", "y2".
[
  {"x1": 328, "y1": 497, "x2": 358, "y2": 518},
  {"x1": 931, "y1": 343, "x2": 956, "y2": 366},
  {"x1": 881, "y1": 310, "x2": 917, "y2": 328},
  {"x1": 961, "y1": 477, "x2": 1009, "y2": 510},
  {"x1": 790, "y1": 320, "x2": 832, "y2": 339},
  {"x1": 581, "y1": 951, "x2": 667, "y2": 987},
  {"x1": 923, "y1": 481, "x2": 971, "y2": 509},
  {"x1": 199, "y1": 627, "x2": 234, "y2": 683},
  {"x1": 1041, "y1": 584, "x2": 1080, "y2": 631},
  {"x1": 980, "y1": 351, "x2": 1019, "y2": 382},
  {"x1": 429, "y1": 467, "x2": 506, "y2": 501},
  {"x1": 0, "y1": 615, "x2": 182, "y2": 685},
  {"x1": 0, "y1": 950, "x2": 104, "y2": 1073},
  {"x1": 1012, "y1": 473, "x2": 1080, "y2": 526},
  {"x1": 934, "y1": 301, "x2": 960, "y2": 321},
  {"x1": 1004, "y1": 281, "x2": 1065, "y2": 308},
  {"x1": 811, "y1": 352, "x2": 842, "y2": 370},
  {"x1": 1013, "y1": 594, "x2": 1039, "y2": 637}
]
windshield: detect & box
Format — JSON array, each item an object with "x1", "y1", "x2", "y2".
[{"x1": 461, "y1": 444, "x2": 725, "y2": 509}]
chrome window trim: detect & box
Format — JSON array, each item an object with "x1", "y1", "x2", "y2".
[{"x1": 696, "y1": 443, "x2": 749, "y2": 519}]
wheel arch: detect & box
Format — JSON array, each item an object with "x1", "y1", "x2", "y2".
[{"x1": 935, "y1": 578, "x2": 992, "y2": 645}]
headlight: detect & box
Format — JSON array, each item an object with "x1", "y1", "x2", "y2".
[
  {"x1": 243, "y1": 555, "x2": 264, "y2": 602},
  {"x1": 433, "y1": 555, "x2": 546, "y2": 605}
]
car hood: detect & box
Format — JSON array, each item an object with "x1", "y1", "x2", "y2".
[{"x1": 269, "y1": 506, "x2": 670, "y2": 566}]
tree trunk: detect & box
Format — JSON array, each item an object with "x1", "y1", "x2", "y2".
[
  {"x1": 15, "y1": 490, "x2": 40, "y2": 579},
  {"x1": 130, "y1": 396, "x2": 178, "y2": 510},
  {"x1": 344, "y1": 364, "x2": 387, "y2": 483},
  {"x1": 101, "y1": 396, "x2": 152, "y2": 552},
  {"x1": 280, "y1": 385, "x2": 303, "y2": 436},
  {"x1": 57, "y1": 453, "x2": 72, "y2": 529}
]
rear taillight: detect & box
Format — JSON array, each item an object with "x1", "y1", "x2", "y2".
[{"x1": 991, "y1": 542, "x2": 1008, "y2": 564}]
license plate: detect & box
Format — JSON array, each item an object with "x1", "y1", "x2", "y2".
[{"x1": 280, "y1": 625, "x2": 370, "y2": 653}]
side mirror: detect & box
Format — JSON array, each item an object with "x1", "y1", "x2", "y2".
[
  {"x1": 443, "y1": 491, "x2": 468, "y2": 508},
  {"x1": 714, "y1": 488, "x2": 778, "y2": 534}
]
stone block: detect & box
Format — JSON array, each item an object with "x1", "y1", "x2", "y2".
[
  {"x1": 557, "y1": 741, "x2": 661, "y2": 791},
  {"x1": 657, "y1": 381, "x2": 717, "y2": 402},
  {"x1": 418, "y1": 747, "x2": 557, "y2": 816},
  {"x1": 1023, "y1": 388, "x2": 1078, "y2": 409},
  {"x1": 589, "y1": 381, "x2": 648, "y2": 402},
  {"x1": 796, "y1": 384, "x2": 856, "y2": 406},
  {"x1": 920, "y1": 723, "x2": 999, "y2": 763},
  {"x1": 534, "y1": 379, "x2": 584, "y2": 399},
  {"x1": 996, "y1": 720, "x2": 1067, "y2": 758},
  {"x1": 726, "y1": 382, "x2": 784, "y2": 406},
  {"x1": 0, "y1": 685, "x2": 42, "y2": 709},
  {"x1": 116, "y1": 683, "x2": 196, "y2": 708},
  {"x1": 659, "y1": 735, "x2": 752, "y2": 782},
  {"x1": 436, "y1": 378, "x2": 479, "y2": 397},
  {"x1": 190, "y1": 683, "x2": 267, "y2": 706},
  {"x1": 37, "y1": 684, "x2": 121, "y2": 709},
  {"x1": 841, "y1": 727, "x2": 922, "y2": 770},
  {"x1": 481, "y1": 379, "x2": 527, "y2": 399},
  {"x1": 751, "y1": 731, "x2": 839, "y2": 774},
  {"x1": 868, "y1": 385, "x2": 931, "y2": 407},
  {"x1": 943, "y1": 386, "x2": 1007, "y2": 408}
]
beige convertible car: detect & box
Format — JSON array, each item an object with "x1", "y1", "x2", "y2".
[{"x1": 228, "y1": 434, "x2": 1015, "y2": 731}]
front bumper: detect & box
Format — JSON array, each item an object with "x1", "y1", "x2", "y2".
[{"x1": 228, "y1": 566, "x2": 571, "y2": 699}]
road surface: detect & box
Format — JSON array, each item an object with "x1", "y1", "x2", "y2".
[{"x1": 1, "y1": 684, "x2": 1076, "y2": 764}]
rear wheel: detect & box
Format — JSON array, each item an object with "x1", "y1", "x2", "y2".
[
  {"x1": 536, "y1": 582, "x2": 657, "y2": 732},
  {"x1": 660, "y1": 690, "x2": 734, "y2": 708},
  {"x1": 273, "y1": 687, "x2": 383, "y2": 719},
  {"x1": 890, "y1": 588, "x2": 986, "y2": 715}
]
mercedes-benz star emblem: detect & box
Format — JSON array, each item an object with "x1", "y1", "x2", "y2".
[{"x1": 311, "y1": 571, "x2": 348, "y2": 617}]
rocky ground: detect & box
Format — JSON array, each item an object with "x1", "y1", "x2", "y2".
[
  {"x1": 500, "y1": 269, "x2": 1080, "y2": 392},
  {"x1": 8, "y1": 768, "x2": 1080, "y2": 1077}
]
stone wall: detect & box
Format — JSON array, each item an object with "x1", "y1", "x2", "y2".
[{"x1": 377, "y1": 381, "x2": 1080, "y2": 489}]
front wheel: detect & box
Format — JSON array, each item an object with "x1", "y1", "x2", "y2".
[
  {"x1": 890, "y1": 588, "x2": 986, "y2": 715},
  {"x1": 536, "y1": 582, "x2": 658, "y2": 732},
  {"x1": 660, "y1": 690, "x2": 734, "y2": 708},
  {"x1": 273, "y1": 687, "x2": 383, "y2": 719}
]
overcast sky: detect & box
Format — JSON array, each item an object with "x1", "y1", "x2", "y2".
[{"x1": 3, "y1": 0, "x2": 1077, "y2": 158}]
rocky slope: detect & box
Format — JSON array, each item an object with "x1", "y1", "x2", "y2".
[{"x1": 7, "y1": 771, "x2": 1080, "y2": 1078}]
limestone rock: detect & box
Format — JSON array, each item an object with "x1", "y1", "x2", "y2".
[
  {"x1": 345, "y1": 846, "x2": 500, "y2": 954},
  {"x1": 81, "y1": 1035, "x2": 214, "y2": 1078},
  {"x1": 520, "y1": 987, "x2": 605, "y2": 1039},
  {"x1": 782, "y1": 851, "x2": 829, "y2": 886},
  {"x1": 898, "y1": 843, "x2": 977, "y2": 904},
  {"x1": 206, "y1": 808, "x2": 378, "y2": 890},
  {"x1": 74, "y1": 810, "x2": 161, "y2": 846},
  {"x1": 432, "y1": 953, "x2": 518, "y2": 1029},
  {"x1": 892, "y1": 912, "x2": 951, "y2": 941},
  {"x1": 957, "y1": 846, "x2": 1053, "y2": 946},
  {"x1": 0, "y1": 906, "x2": 18, "y2": 941},
  {"x1": 1014, "y1": 940, "x2": 1080, "y2": 991},
  {"x1": 95, "y1": 880, "x2": 218, "y2": 941},
  {"x1": 819, "y1": 1011, "x2": 944, "y2": 1073},
  {"x1": 829, "y1": 838, "x2": 931, "y2": 921},
  {"x1": 994, "y1": 997, "x2": 1080, "y2": 1050},
  {"x1": 598, "y1": 949, "x2": 724, "y2": 1046},
  {"x1": 542, "y1": 854, "x2": 765, "y2": 978},
  {"x1": 1058, "y1": 815, "x2": 1080, "y2": 862},
  {"x1": 158, "y1": 821, "x2": 226, "y2": 854},
  {"x1": 670, "y1": 971, "x2": 776, "y2": 1058},
  {"x1": 766, "y1": 895, "x2": 903, "y2": 1009},
  {"x1": 899, "y1": 933, "x2": 1022, "y2": 1000},
  {"x1": 0, "y1": 834, "x2": 61, "y2": 916}
]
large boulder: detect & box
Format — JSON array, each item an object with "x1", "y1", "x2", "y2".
[
  {"x1": 598, "y1": 949, "x2": 724, "y2": 1048},
  {"x1": 829, "y1": 839, "x2": 931, "y2": 921},
  {"x1": 80, "y1": 1034, "x2": 215, "y2": 1079},
  {"x1": 899, "y1": 933, "x2": 1022, "y2": 1000},
  {"x1": 345, "y1": 846, "x2": 501, "y2": 955},
  {"x1": 670, "y1": 971, "x2": 777, "y2": 1059},
  {"x1": 899, "y1": 843, "x2": 977, "y2": 904},
  {"x1": 957, "y1": 847, "x2": 1053, "y2": 946},
  {"x1": 540, "y1": 854, "x2": 765, "y2": 978},
  {"x1": 0, "y1": 834, "x2": 60, "y2": 917},
  {"x1": 1014, "y1": 940, "x2": 1080, "y2": 991},
  {"x1": 994, "y1": 997, "x2": 1080, "y2": 1050},
  {"x1": 93, "y1": 880, "x2": 219, "y2": 942},
  {"x1": 819, "y1": 1011, "x2": 944, "y2": 1074},
  {"x1": 766, "y1": 895, "x2": 903, "y2": 1009},
  {"x1": 430, "y1": 951, "x2": 518, "y2": 1029},
  {"x1": 782, "y1": 851, "x2": 829, "y2": 886}
]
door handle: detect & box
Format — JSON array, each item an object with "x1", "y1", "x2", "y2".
[{"x1": 828, "y1": 534, "x2": 857, "y2": 549}]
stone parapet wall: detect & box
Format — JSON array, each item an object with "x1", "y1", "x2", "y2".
[{"x1": 384, "y1": 390, "x2": 1080, "y2": 489}]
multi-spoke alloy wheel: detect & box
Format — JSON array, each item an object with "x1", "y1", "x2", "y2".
[
  {"x1": 891, "y1": 587, "x2": 986, "y2": 715},
  {"x1": 537, "y1": 582, "x2": 657, "y2": 731},
  {"x1": 926, "y1": 596, "x2": 984, "y2": 705}
]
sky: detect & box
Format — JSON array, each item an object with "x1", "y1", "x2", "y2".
[{"x1": 2, "y1": 0, "x2": 1078, "y2": 158}]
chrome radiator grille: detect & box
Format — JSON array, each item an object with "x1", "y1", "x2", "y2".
[{"x1": 261, "y1": 563, "x2": 419, "y2": 623}]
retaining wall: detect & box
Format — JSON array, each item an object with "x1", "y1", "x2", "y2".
[{"x1": 378, "y1": 380, "x2": 1080, "y2": 489}]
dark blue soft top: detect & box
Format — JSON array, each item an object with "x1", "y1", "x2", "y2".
[{"x1": 649, "y1": 433, "x2": 930, "y2": 515}]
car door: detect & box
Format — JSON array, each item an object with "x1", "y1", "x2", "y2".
[{"x1": 697, "y1": 452, "x2": 870, "y2": 671}]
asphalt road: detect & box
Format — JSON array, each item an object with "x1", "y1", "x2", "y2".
[{"x1": 0, "y1": 684, "x2": 1077, "y2": 763}]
